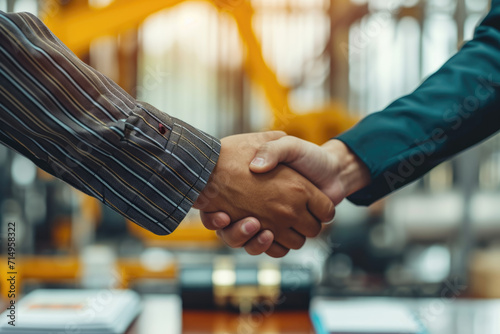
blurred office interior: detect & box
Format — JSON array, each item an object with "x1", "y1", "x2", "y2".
[{"x1": 1, "y1": 0, "x2": 500, "y2": 321}]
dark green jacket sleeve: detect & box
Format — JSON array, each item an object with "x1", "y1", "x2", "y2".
[{"x1": 337, "y1": 1, "x2": 500, "y2": 206}]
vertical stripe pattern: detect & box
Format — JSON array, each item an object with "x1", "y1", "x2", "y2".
[{"x1": 0, "y1": 11, "x2": 220, "y2": 235}]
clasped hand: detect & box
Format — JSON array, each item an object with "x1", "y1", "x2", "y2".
[{"x1": 194, "y1": 132, "x2": 370, "y2": 258}]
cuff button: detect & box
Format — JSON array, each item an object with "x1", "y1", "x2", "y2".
[{"x1": 158, "y1": 123, "x2": 167, "y2": 135}]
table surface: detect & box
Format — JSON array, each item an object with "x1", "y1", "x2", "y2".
[
  {"x1": 127, "y1": 296, "x2": 314, "y2": 334},
  {"x1": 2, "y1": 295, "x2": 498, "y2": 334},
  {"x1": 129, "y1": 311, "x2": 314, "y2": 334},
  {"x1": 127, "y1": 296, "x2": 500, "y2": 334}
]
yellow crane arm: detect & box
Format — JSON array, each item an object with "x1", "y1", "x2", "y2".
[
  {"x1": 43, "y1": 0, "x2": 294, "y2": 124},
  {"x1": 43, "y1": 0, "x2": 356, "y2": 143},
  {"x1": 219, "y1": 1, "x2": 294, "y2": 128},
  {"x1": 43, "y1": 0, "x2": 186, "y2": 56}
]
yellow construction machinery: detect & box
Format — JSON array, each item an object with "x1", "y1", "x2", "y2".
[
  {"x1": 42, "y1": 0, "x2": 359, "y2": 144},
  {"x1": 0, "y1": 1, "x2": 364, "y2": 297}
]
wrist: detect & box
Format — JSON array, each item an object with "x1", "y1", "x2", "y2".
[
  {"x1": 193, "y1": 161, "x2": 220, "y2": 211},
  {"x1": 322, "y1": 139, "x2": 370, "y2": 197}
]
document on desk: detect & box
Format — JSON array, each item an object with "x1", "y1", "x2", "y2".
[
  {"x1": 310, "y1": 298, "x2": 426, "y2": 334},
  {"x1": 135, "y1": 295, "x2": 182, "y2": 334},
  {"x1": 0, "y1": 289, "x2": 142, "y2": 334}
]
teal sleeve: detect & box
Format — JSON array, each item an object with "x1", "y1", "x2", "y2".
[{"x1": 336, "y1": 2, "x2": 500, "y2": 205}]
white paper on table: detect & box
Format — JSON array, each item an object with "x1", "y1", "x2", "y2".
[
  {"x1": 310, "y1": 298, "x2": 425, "y2": 334},
  {"x1": 0, "y1": 289, "x2": 142, "y2": 334},
  {"x1": 136, "y1": 295, "x2": 182, "y2": 334}
]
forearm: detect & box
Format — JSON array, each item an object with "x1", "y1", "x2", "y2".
[
  {"x1": 0, "y1": 11, "x2": 220, "y2": 234},
  {"x1": 337, "y1": 5, "x2": 500, "y2": 205}
]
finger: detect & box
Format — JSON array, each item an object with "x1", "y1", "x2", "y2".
[
  {"x1": 274, "y1": 228, "x2": 306, "y2": 250},
  {"x1": 292, "y1": 211, "x2": 322, "y2": 238},
  {"x1": 307, "y1": 188, "x2": 336, "y2": 223},
  {"x1": 216, "y1": 218, "x2": 262, "y2": 248},
  {"x1": 200, "y1": 211, "x2": 231, "y2": 230},
  {"x1": 265, "y1": 242, "x2": 290, "y2": 258},
  {"x1": 243, "y1": 230, "x2": 274, "y2": 256},
  {"x1": 250, "y1": 136, "x2": 310, "y2": 173}
]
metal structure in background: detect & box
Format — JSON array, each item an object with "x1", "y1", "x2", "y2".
[
  {"x1": 40, "y1": 0, "x2": 359, "y2": 144},
  {"x1": 0, "y1": 0, "x2": 498, "y2": 298}
]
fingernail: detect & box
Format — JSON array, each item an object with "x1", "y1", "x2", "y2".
[
  {"x1": 251, "y1": 157, "x2": 265, "y2": 167},
  {"x1": 243, "y1": 220, "x2": 259, "y2": 235},
  {"x1": 257, "y1": 232, "x2": 271, "y2": 244}
]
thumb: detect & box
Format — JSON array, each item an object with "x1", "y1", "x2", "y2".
[{"x1": 250, "y1": 136, "x2": 304, "y2": 173}]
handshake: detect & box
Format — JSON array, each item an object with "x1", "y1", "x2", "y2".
[{"x1": 193, "y1": 132, "x2": 371, "y2": 258}]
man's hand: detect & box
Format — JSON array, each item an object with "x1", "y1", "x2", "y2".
[
  {"x1": 250, "y1": 137, "x2": 371, "y2": 205},
  {"x1": 194, "y1": 133, "x2": 335, "y2": 258},
  {"x1": 202, "y1": 137, "x2": 370, "y2": 255}
]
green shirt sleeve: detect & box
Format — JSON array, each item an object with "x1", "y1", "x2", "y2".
[{"x1": 337, "y1": 3, "x2": 500, "y2": 205}]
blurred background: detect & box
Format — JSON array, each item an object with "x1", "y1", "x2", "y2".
[{"x1": 1, "y1": 0, "x2": 499, "y2": 312}]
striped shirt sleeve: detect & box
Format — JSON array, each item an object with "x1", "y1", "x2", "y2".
[{"x1": 0, "y1": 11, "x2": 221, "y2": 235}]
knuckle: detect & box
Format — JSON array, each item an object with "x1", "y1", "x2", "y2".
[
  {"x1": 277, "y1": 205, "x2": 296, "y2": 222},
  {"x1": 286, "y1": 234, "x2": 306, "y2": 250},
  {"x1": 274, "y1": 203, "x2": 287, "y2": 216},
  {"x1": 282, "y1": 135, "x2": 296, "y2": 145},
  {"x1": 317, "y1": 209, "x2": 335, "y2": 224},
  {"x1": 265, "y1": 130, "x2": 287, "y2": 140},
  {"x1": 289, "y1": 180, "x2": 307, "y2": 195},
  {"x1": 306, "y1": 224, "x2": 322, "y2": 238},
  {"x1": 294, "y1": 237, "x2": 306, "y2": 250}
]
